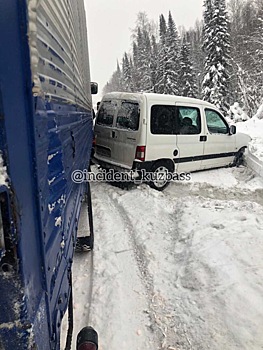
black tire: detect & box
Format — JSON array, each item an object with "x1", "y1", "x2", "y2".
[
  {"x1": 149, "y1": 161, "x2": 174, "y2": 191},
  {"x1": 232, "y1": 147, "x2": 246, "y2": 167}
]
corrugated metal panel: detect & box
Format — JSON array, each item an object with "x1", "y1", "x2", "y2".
[
  {"x1": 36, "y1": 0, "x2": 92, "y2": 110},
  {"x1": 0, "y1": 0, "x2": 94, "y2": 348}
]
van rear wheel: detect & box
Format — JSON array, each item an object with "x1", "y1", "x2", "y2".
[{"x1": 149, "y1": 161, "x2": 173, "y2": 191}]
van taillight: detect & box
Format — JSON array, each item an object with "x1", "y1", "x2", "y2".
[{"x1": 135, "y1": 146, "x2": 146, "y2": 161}]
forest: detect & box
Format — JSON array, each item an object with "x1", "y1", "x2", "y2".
[{"x1": 103, "y1": 0, "x2": 263, "y2": 119}]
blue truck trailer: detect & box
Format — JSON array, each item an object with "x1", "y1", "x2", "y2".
[{"x1": 0, "y1": 0, "x2": 97, "y2": 349}]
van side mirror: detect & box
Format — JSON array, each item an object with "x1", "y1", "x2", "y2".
[
  {"x1": 229, "y1": 125, "x2": 236, "y2": 135},
  {"x1": 91, "y1": 82, "x2": 98, "y2": 95}
]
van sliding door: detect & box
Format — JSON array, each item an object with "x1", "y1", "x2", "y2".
[{"x1": 175, "y1": 105, "x2": 204, "y2": 172}]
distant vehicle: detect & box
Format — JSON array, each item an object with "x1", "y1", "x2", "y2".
[{"x1": 93, "y1": 92, "x2": 251, "y2": 190}]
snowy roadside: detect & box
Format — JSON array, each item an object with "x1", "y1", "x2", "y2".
[
  {"x1": 60, "y1": 113, "x2": 263, "y2": 350},
  {"x1": 65, "y1": 165, "x2": 263, "y2": 350},
  {"x1": 236, "y1": 117, "x2": 263, "y2": 177}
]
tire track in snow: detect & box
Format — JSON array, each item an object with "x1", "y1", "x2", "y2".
[
  {"x1": 90, "y1": 184, "x2": 160, "y2": 349},
  {"x1": 166, "y1": 182, "x2": 263, "y2": 206},
  {"x1": 106, "y1": 186, "x2": 192, "y2": 349},
  {"x1": 88, "y1": 164, "x2": 263, "y2": 349},
  {"x1": 73, "y1": 200, "x2": 95, "y2": 326}
]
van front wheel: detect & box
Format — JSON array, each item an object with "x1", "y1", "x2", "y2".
[{"x1": 149, "y1": 161, "x2": 173, "y2": 191}]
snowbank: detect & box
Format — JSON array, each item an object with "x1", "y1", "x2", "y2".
[
  {"x1": 228, "y1": 102, "x2": 248, "y2": 122},
  {"x1": 236, "y1": 117, "x2": 263, "y2": 176},
  {"x1": 253, "y1": 103, "x2": 263, "y2": 119}
]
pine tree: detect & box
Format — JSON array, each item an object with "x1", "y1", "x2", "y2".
[
  {"x1": 228, "y1": 0, "x2": 262, "y2": 115},
  {"x1": 122, "y1": 52, "x2": 133, "y2": 92},
  {"x1": 178, "y1": 39, "x2": 198, "y2": 98},
  {"x1": 133, "y1": 28, "x2": 152, "y2": 91},
  {"x1": 102, "y1": 61, "x2": 123, "y2": 94},
  {"x1": 202, "y1": 0, "x2": 231, "y2": 113},
  {"x1": 253, "y1": 1, "x2": 263, "y2": 106},
  {"x1": 140, "y1": 29, "x2": 153, "y2": 91},
  {"x1": 150, "y1": 35, "x2": 159, "y2": 92},
  {"x1": 132, "y1": 41, "x2": 140, "y2": 92},
  {"x1": 185, "y1": 20, "x2": 205, "y2": 97},
  {"x1": 165, "y1": 11, "x2": 180, "y2": 95},
  {"x1": 155, "y1": 14, "x2": 168, "y2": 94}
]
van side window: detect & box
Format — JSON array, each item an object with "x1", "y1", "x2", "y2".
[
  {"x1": 151, "y1": 105, "x2": 177, "y2": 134},
  {"x1": 178, "y1": 107, "x2": 201, "y2": 135},
  {"x1": 205, "y1": 109, "x2": 229, "y2": 134},
  {"x1": 116, "y1": 102, "x2": 140, "y2": 131},
  {"x1": 96, "y1": 101, "x2": 115, "y2": 126}
]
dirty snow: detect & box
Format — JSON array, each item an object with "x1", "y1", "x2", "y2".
[
  {"x1": 59, "y1": 116, "x2": 263, "y2": 350},
  {"x1": 60, "y1": 164, "x2": 263, "y2": 350}
]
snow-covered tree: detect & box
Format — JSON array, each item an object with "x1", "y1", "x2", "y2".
[
  {"x1": 103, "y1": 61, "x2": 123, "y2": 94},
  {"x1": 202, "y1": 0, "x2": 231, "y2": 113},
  {"x1": 131, "y1": 42, "x2": 140, "y2": 92},
  {"x1": 154, "y1": 14, "x2": 168, "y2": 94},
  {"x1": 137, "y1": 28, "x2": 152, "y2": 91},
  {"x1": 185, "y1": 20, "x2": 205, "y2": 97},
  {"x1": 228, "y1": 0, "x2": 263, "y2": 115},
  {"x1": 178, "y1": 39, "x2": 198, "y2": 98},
  {"x1": 103, "y1": 5, "x2": 261, "y2": 117},
  {"x1": 150, "y1": 34, "x2": 159, "y2": 92},
  {"x1": 122, "y1": 52, "x2": 133, "y2": 92},
  {"x1": 165, "y1": 11, "x2": 180, "y2": 95}
]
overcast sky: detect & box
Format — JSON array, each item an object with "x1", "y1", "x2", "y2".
[{"x1": 84, "y1": 0, "x2": 204, "y2": 100}]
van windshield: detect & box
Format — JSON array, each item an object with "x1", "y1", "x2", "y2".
[{"x1": 116, "y1": 101, "x2": 140, "y2": 131}]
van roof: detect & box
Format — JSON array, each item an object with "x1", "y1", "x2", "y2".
[{"x1": 102, "y1": 91, "x2": 219, "y2": 110}]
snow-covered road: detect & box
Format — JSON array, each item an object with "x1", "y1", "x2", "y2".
[{"x1": 65, "y1": 166, "x2": 263, "y2": 350}]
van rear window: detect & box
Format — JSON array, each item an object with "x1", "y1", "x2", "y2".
[
  {"x1": 116, "y1": 102, "x2": 140, "y2": 131},
  {"x1": 96, "y1": 101, "x2": 116, "y2": 126}
]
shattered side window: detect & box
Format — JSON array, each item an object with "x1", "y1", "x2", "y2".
[
  {"x1": 116, "y1": 102, "x2": 140, "y2": 131},
  {"x1": 96, "y1": 101, "x2": 116, "y2": 126}
]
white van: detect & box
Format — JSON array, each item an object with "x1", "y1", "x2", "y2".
[{"x1": 93, "y1": 92, "x2": 251, "y2": 190}]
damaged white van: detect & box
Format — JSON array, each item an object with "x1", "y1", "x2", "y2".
[{"x1": 93, "y1": 92, "x2": 251, "y2": 190}]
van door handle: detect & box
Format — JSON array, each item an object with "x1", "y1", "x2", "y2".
[
  {"x1": 112, "y1": 131, "x2": 115, "y2": 138},
  {"x1": 200, "y1": 135, "x2": 207, "y2": 142}
]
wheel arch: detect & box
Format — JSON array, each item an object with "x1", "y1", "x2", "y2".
[{"x1": 151, "y1": 158, "x2": 175, "y2": 172}]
